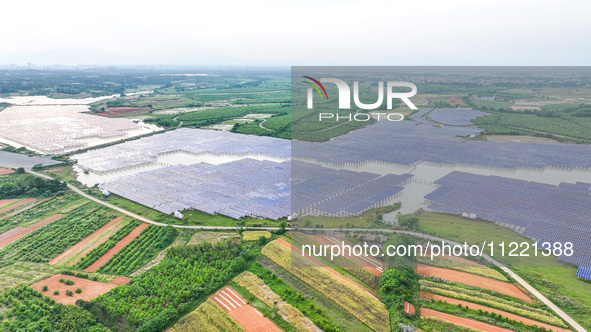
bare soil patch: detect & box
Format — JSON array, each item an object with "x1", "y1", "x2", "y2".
[
  {"x1": 421, "y1": 307, "x2": 513, "y2": 332},
  {"x1": 416, "y1": 264, "x2": 533, "y2": 303},
  {"x1": 84, "y1": 223, "x2": 149, "y2": 272},
  {"x1": 446, "y1": 96, "x2": 467, "y2": 106},
  {"x1": 0, "y1": 168, "x2": 15, "y2": 175},
  {"x1": 32, "y1": 274, "x2": 118, "y2": 305},
  {"x1": 210, "y1": 286, "x2": 281, "y2": 332},
  {"x1": 0, "y1": 199, "x2": 19, "y2": 210},
  {"x1": 0, "y1": 214, "x2": 63, "y2": 248}
]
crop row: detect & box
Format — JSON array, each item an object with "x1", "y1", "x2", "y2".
[
  {"x1": 171, "y1": 299, "x2": 244, "y2": 332},
  {"x1": 0, "y1": 205, "x2": 116, "y2": 263},
  {"x1": 262, "y1": 240, "x2": 390, "y2": 332},
  {"x1": 249, "y1": 261, "x2": 342, "y2": 332},
  {"x1": 97, "y1": 225, "x2": 177, "y2": 276},
  {"x1": 419, "y1": 280, "x2": 565, "y2": 327},
  {"x1": 0, "y1": 195, "x2": 78, "y2": 234},
  {"x1": 234, "y1": 271, "x2": 317, "y2": 332},
  {"x1": 76, "y1": 218, "x2": 141, "y2": 269}
]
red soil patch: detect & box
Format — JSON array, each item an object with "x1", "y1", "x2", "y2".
[
  {"x1": 210, "y1": 286, "x2": 281, "y2": 332},
  {"x1": 101, "y1": 107, "x2": 150, "y2": 117},
  {"x1": 404, "y1": 301, "x2": 415, "y2": 315},
  {"x1": 84, "y1": 223, "x2": 149, "y2": 272},
  {"x1": 416, "y1": 264, "x2": 533, "y2": 303},
  {"x1": 421, "y1": 307, "x2": 513, "y2": 332},
  {"x1": 276, "y1": 238, "x2": 378, "y2": 297},
  {"x1": 0, "y1": 199, "x2": 19, "y2": 209},
  {"x1": 446, "y1": 96, "x2": 467, "y2": 106},
  {"x1": 0, "y1": 214, "x2": 63, "y2": 248},
  {"x1": 109, "y1": 276, "x2": 131, "y2": 285},
  {"x1": 0, "y1": 198, "x2": 35, "y2": 214},
  {"x1": 32, "y1": 274, "x2": 118, "y2": 305},
  {"x1": 0, "y1": 168, "x2": 15, "y2": 175},
  {"x1": 41, "y1": 166, "x2": 68, "y2": 174},
  {"x1": 0, "y1": 227, "x2": 25, "y2": 243},
  {"x1": 49, "y1": 216, "x2": 124, "y2": 265},
  {"x1": 308, "y1": 234, "x2": 384, "y2": 277},
  {"x1": 420, "y1": 292, "x2": 571, "y2": 332}
]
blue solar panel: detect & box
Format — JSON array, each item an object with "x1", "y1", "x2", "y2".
[
  {"x1": 576, "y1": 267, "x2": 591, "y2": 280},
  {"x1": 424, "y1": 171, "x2": 591, "y2": 272}
]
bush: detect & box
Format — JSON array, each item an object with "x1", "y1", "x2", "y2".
[
  {"x1": 66, "y1": 290, "x2": 73, "y2": 297},
  {"x1": 65, "y1": 279, "x2": 74, "y2": 286},
  {"x1": 75, "y1": 288, "x2": 82, "y2": 294},
  {"x1": 53, "y1": 291, "x2": 59, "y2": 295},
  {"x1": 59, "y1": 278, "x2": 65, "y2": 283},
  {"x1": 42, "y1": 285, "x2": 48, "y2": 292}
]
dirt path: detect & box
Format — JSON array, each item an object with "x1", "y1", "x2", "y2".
[
  {"x1": 416, "y1": 264, "x2": 533, "y2": 303},
  {"x1": 84, "y1": 223, "x2": 149, "y2": 272},
  {"x1": 49, "y1": 216, "x2": 125, "y2": 266},
  {"x1": 420, "y1": 292, "x2": 571, "y2": 332},
  {"x1": 210, "y1": 286, "x2": 281, "y2": 332},
  {"x1": 420, "y1": 307, "x2": 513, "y2": 332},
  {"x1": 0, "y1": 214, "x2": 63, "y2": 248}
]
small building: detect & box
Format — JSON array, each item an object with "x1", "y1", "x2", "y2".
[
  {"x1": 469, "y1": 213, "x2": 477, "y2": 220},
  {"x1": 174, "y1": 211, "x2": 184, "y2": 220},
  {"x1": 100, "y1": 189, "x2": 110, "y2": 196}
]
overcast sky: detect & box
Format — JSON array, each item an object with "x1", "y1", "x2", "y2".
[{"x1": 2, "y1": 0, "x2": 590, "y2": 66}]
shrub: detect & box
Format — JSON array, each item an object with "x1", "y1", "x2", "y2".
[
  {"x1": 53, "y1": 291, "x2": 59, "y2": 295},
  {"x1": 59, "y1": 278, "x2": 65, "y2": 283},
  {"x1": 66, "y1": 290, "x2": 73, "y2": 297},
  {"x1": 75, "y1": 288, "x2": 82, "y2": 294},
  {"x1": 42, "y1": 285, "x2": 48, "y2": 292},
  {"x1": 65, "y1": 279, "x2": 74, "y2": 286}
]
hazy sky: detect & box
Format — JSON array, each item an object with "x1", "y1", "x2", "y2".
[{"x1": 2, "y1": 0, "x2": 590, "y2": 66}]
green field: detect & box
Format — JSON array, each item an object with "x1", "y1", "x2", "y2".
[
  {"x1": 296, "y1": 203, "x2": 400, "y2": 228},
  {"x1": 472, "y1": 104, "x2": 591, "y2": 143}
]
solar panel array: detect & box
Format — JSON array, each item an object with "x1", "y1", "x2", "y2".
[
  {"x1": 425, "y1": 171, "x2": 591, "y2": 274},
  {"x1": 0, "y1": 105, "x2": 156, "y2": 154},
  {"x1": 100, "y1": 159, "x2": 290, "y2": 220},
  {"x1": 427, "y1": 108, "x2": 491, "y2": 126},
  {"x1": 293, "y1": 120, "x2": 478, "y2": 165},
  {"x1": 74, "y1": 128, "x2": 291, "y2": 173},
  {"x1": 294, "y1": 112, "x2": 591, "y2": 169},
  {"x1": 292, "y1": 161, "x2": 413, "y2": 216}
]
